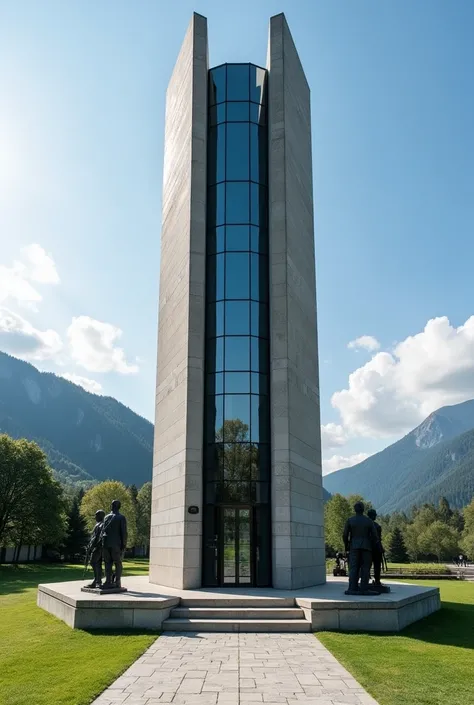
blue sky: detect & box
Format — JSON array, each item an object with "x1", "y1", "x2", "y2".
[{"x1": 1, "y1": 1, "x2": 473, "y2": 474}]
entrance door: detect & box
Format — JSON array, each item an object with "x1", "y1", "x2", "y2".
[{"x1": 220, "y1": 507, "x2": 253, "y2": 586}]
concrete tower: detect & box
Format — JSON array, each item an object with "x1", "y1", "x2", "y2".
[{"x1": 150, "y1": 12, "x2": 324, "y2": 590}]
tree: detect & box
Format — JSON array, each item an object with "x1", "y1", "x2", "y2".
[
  {"x1": 460, "y1": 497, "x2": 474, "y2": 559},
  {"x1": 0, "y1": 434, "x2": 67, "y2": 554},
  {"x1": 63, "y1": 492, "x2": 89, "y2": 562},
  {"x1": 403, "y1": 523, "x2": 421, "y2": 561},
  {"x1": 347, "y1": 494, "x2": 373, "y2": 514},
  {"x1": 388, "y1": 527, "x2": 409, "y2": 563},
  {"x1": 438, "y1": 497, "x2": 452, "y2": 523},
  {"x1": 324, "y1": 494, "x2": 351, "y2": 553},
  {"x1": 136, "y1": 482, "x2": 152, "y2": 553},
  {"x1": 418, "y1": 520, "x2": 460, "y2": 562},
  {"x1": 80, "y1": 480, "x2": 137, "y2": 547}
]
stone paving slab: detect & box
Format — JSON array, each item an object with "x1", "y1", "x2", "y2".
[{"x1": 91, "y1": 633, "x2": 379, "y2": 705}]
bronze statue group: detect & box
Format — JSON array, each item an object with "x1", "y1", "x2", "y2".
[
  {"x1": 341, "y1": 501, "x2": 390, "y2": 595},
  {"x1": 84, "y1": 499, "x2": 128, "y2": 592}
]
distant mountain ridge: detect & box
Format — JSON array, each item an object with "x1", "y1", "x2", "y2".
[
  {"x1": 0, "y1": 352, "x2": 154, "y2": 487},
  {"x1": 323, "y1": 399, "x2": 474, "y2": 512}
]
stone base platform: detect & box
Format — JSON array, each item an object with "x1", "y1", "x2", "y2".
[
  {"x1": 37, "y1": 576, "x2": 440, "y2": 632},
  {"x1": 81, "y1": 586, "x2": 128, "y2": 595}
]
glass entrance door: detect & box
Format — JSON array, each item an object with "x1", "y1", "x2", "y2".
[{"x1": 221, "y1": 507, "x2": 253, "y2": 586}]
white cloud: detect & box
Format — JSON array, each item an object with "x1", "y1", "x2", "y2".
[
  {"x1": 0, "y1": 307, "x2": 62, "y2": 360},
  {"x1": 321, "y1": 423, "x2": 348, "y2": 450},
  {"x1": 59, "y1": 372, "x2": 103, "y2": 394},
  {"x1": 0, "y1": 244, "x2": 59, "y2": 309},
  {"x1": 348, "y1": 335, "x2": 380, "y2": 352},
  {"x1": 323, "y1": 453, "x2": 371, "y2": 476},
  {"x1": 332, "y1": 315, "x2": 474, "y2": 439},
  {"x1": 67, "y1": 316, "x2": 139, "y2": 374},
  {"x1": 20, "y1": 244, "x2": 60, "y2": 284}
]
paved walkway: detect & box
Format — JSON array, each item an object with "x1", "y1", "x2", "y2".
[{"x1": 92, "y1": 633, "x2": 379, "y2": 705}]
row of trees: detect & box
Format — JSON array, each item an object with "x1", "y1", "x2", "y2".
[
  {"x1": 325, "y1": 492, "x2": 474, "y2": 562},
  {"x1": 0, "y1": 434, "x2": 152, "y2": 563}
]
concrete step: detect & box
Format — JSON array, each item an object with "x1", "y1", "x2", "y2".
[
  {"x1": 162, "y1": 618, "x2": 311, "y2": 633},
  {"x1": 179, "y1": 598, "x2": 296, "y2": 608},
  {"x1": 170, "y1": 607, "x2": 305, "y2": 620}
]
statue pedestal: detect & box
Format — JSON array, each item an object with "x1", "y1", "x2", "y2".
[{"x1": 81, "y1": 586, "x2": 128, "y2": 595}]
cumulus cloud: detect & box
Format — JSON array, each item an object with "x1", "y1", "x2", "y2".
[
  {"x1": 332, "y1": 315, "x2": 474, "y2": 439},
  {"x1": 323, "y1": 453, "x2": 370, "y2": 476},
  {"x1": 67, "y1": 316, "x2": 139, "y2": 374},
  {"x1": 0, "y1": 244, "x2": 59, "y2": 309},
  {"x1": 20, "y1": 244, "x2": 60, "y2": 284},
  {"x1": 321, "y1": 423, "x2": 348, "y2": 450},
  {"x1": 59, "y1": 373, "x2": 103, "y2": 394},
  {"x1": 0, "y1": 308, "x2": 63, "y2": 360},
  {"x1": 348, "y1": 335, "x2": 380, "y2": 352}
]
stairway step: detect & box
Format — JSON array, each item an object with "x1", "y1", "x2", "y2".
[
  {"x1": 179, "y1": 598, "x2": 296, "y2": 608},
  {"x1": 171, "y1": 607, "x2": 305, "y2": 620},
  {"x1": 162, "y1": 618, "x2": 311, "y2": 633}
]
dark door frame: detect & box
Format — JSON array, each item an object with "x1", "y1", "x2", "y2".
[{"x1": 217, "y1": 505, "x2": 255, "y2": 588}]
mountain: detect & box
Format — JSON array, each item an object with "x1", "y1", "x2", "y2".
[
  {"x1": 323, "y1": 400, "x2": 474, "y2": 513},
  {"x1": 0, "y1": 352, "x2": 153, "y2": 488}
]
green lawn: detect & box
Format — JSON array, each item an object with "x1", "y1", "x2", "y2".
[
  {"x1": 0, "y1": 560, "x2": 156, "y2": 705},
  {"x1": 318, "y1": 580, "x2": 474, "y2": 705}
]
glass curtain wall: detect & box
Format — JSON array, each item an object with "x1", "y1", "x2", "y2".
[{"x1": 202, "y1": 63, "x2": 271, "y2": 587}]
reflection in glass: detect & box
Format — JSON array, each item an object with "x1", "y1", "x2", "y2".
[
  {"x1": 226, "y1": 64, "x2": 250, "y2": 101},
  {"x1": 227, "y1": 102, "x2": 249, "y2": 121},
  {"x1": 225, "y1": 253, "x2": 249, "y2": 300},
  {"x1": 226, "y1": 123, "x2": 250, "y2": 180},
  {"x1": 225, "y1": 372, "x2": 250, "y2": 394},
  {"x1": 209, "y1": 65, "x2": 226, "y2": 105},
  {"x1": 250, "y1": 65, "x2": 266, "y2": 103},
  {"x1": 225, "y1": 301, "x2": 250, "y2": 335},
  {"x1": 225, "y1": 395, "x2": 250, "y2": 433},
  {"x1": 226, "y1": 182, "x2": 249, "y2": 223},
  {"x1": 226, "y1": 225, "x2": 249, "y2": 251},
  {"x1": 225, "y1": 336, "x2": 250, "y2": 371}
]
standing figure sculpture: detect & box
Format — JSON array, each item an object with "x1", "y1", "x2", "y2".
[
  {"x1": 102, "y1": 499, "x2": 128, "y2": 590},
  {"x1": 84, "y1": 509, "x2": 105, "y2": 589},
  {"x1": 367, "y1": 508, "x2": 390, "y2": 593},
  {"x1": 343, "y1": 501, "x2": 380, "y2": 595}
]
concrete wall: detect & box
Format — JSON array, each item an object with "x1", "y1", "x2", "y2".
[
  {"x1": 150, "y1": 13, "x2": 208, "y2": 589},
  {"x1": 267, "y1": 14, "x2": 325, "y2": 589}
]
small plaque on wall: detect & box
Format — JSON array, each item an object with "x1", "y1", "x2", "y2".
[{"x1": 188, "y1": 506, "x2": 199, "y2": 515}]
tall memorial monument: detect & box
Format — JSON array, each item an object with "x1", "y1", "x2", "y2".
[{"x1": 150, "y1": 12, "x2": 324, "y2": 590}]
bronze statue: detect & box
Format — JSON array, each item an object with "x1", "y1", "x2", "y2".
[
  {"x1": 343, "y1": 501, "x2": 380, "y2": 595},
  {"x1": 84, "y1": 509, "x2": 105, "y2": 588},
  {"x1": 367, "y1": 508, "x2": 390, "y2": 593},
  {"x1": 101, "y1": 499, "x2": 128, "y2": 590}
]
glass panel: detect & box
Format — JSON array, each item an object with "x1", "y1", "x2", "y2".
[
  {"x1": 225, "y1": 253, "x2": 249, "y2": 299},
  {"x1": 206, "y1": 254, "x2": 225, "y2": 302},
  {"x1": 207, "y1": 373, "x2": 224, "y2": 395},
  {"x1": 250, "y1": 337, "x2": 268, "y2": 372},
  {"x1": 251, "y1": 253, "x2": 268, "y2": 302},
  {"x1": 223, "y1": 508, "x2": 236, "y2": 583},
  {"x1": 226, "y1": 64, "x2": 250, "y2": 101},
  {"x1": 250, "y1": 65, "x2": 266, "y2": 103},
  {"x1": 208, "y1": 125, "x2": 226, "y2": 184},
  {"x1": 250, "y1": 124, "x2": 267, "y2": 185},
  {"x1": 210, "y1": 103, "x2": 226, "y2": 125},
  {"x1": 206, "y1": 336, "x2": 224, "y2": 373},
  {"x1": 250, "y1": 226, "x2": 268, "y2": 254},
  {"x1": 225, "y1": 336, "x2": 250, "y2": 370},
  {"x1": 208, "y1": 184, "x2": 226, "y2": 226},
  {"x1": 215, "y1": 227, "x2": 225, "y2": 253},
  {"x1": 226, "y1": 101, "x2": 249, "y2": 121},
  {"x1": 225, "y1": 301, "x2": 250, "y2": 335},
  {"x1": 225, "y1": 395, "x2": 250, "y2": 434},
  {"x1": 225, "y1": 372, "x2": 250, "y2": 394},
  {"x1": 206, "y1": 395, "x2": 223, "y2": 443},
  {"x1": 220, "y1": 443, "x2": 250, "y2": 476},
  {"x1": 256, "y1": 444, "x2": 270, "y2": 481},
  {"x1": 251, "y1": 301, "x2": 269, "y2": 338},
  {"x1": 251, "y1": 395, "x2": 260, "y2": 442},
  {"x1": 226, "y1": 182, "x2": 249, "y2": 223},
  {"x1": 251, "y1": 372, "x2": 268, "y2": 395},
  {"x1": 226, "y1": 225, "x2": 249, "y2": 251},
  {"x1": 219, "y1": 481, "x2": 251, "y2": 504},
  {"x1": 238, "y1": 509, "x2": 251, "y2": 584},
  {"x1": 226, "y1": 123, "x2": 249, "y2": 181},
  {"x1": 250, "y1": 103, "x2": 266, "y2": 125},
  {"x1": 209, "y1": 65, "x2": 226, "y2": 105},
  {"x1": 207, "y1": 301, "x2": 224, "y2": 337},
  {"x1": 250, "y1": 183, "x2": 266, "y2": 225}
]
